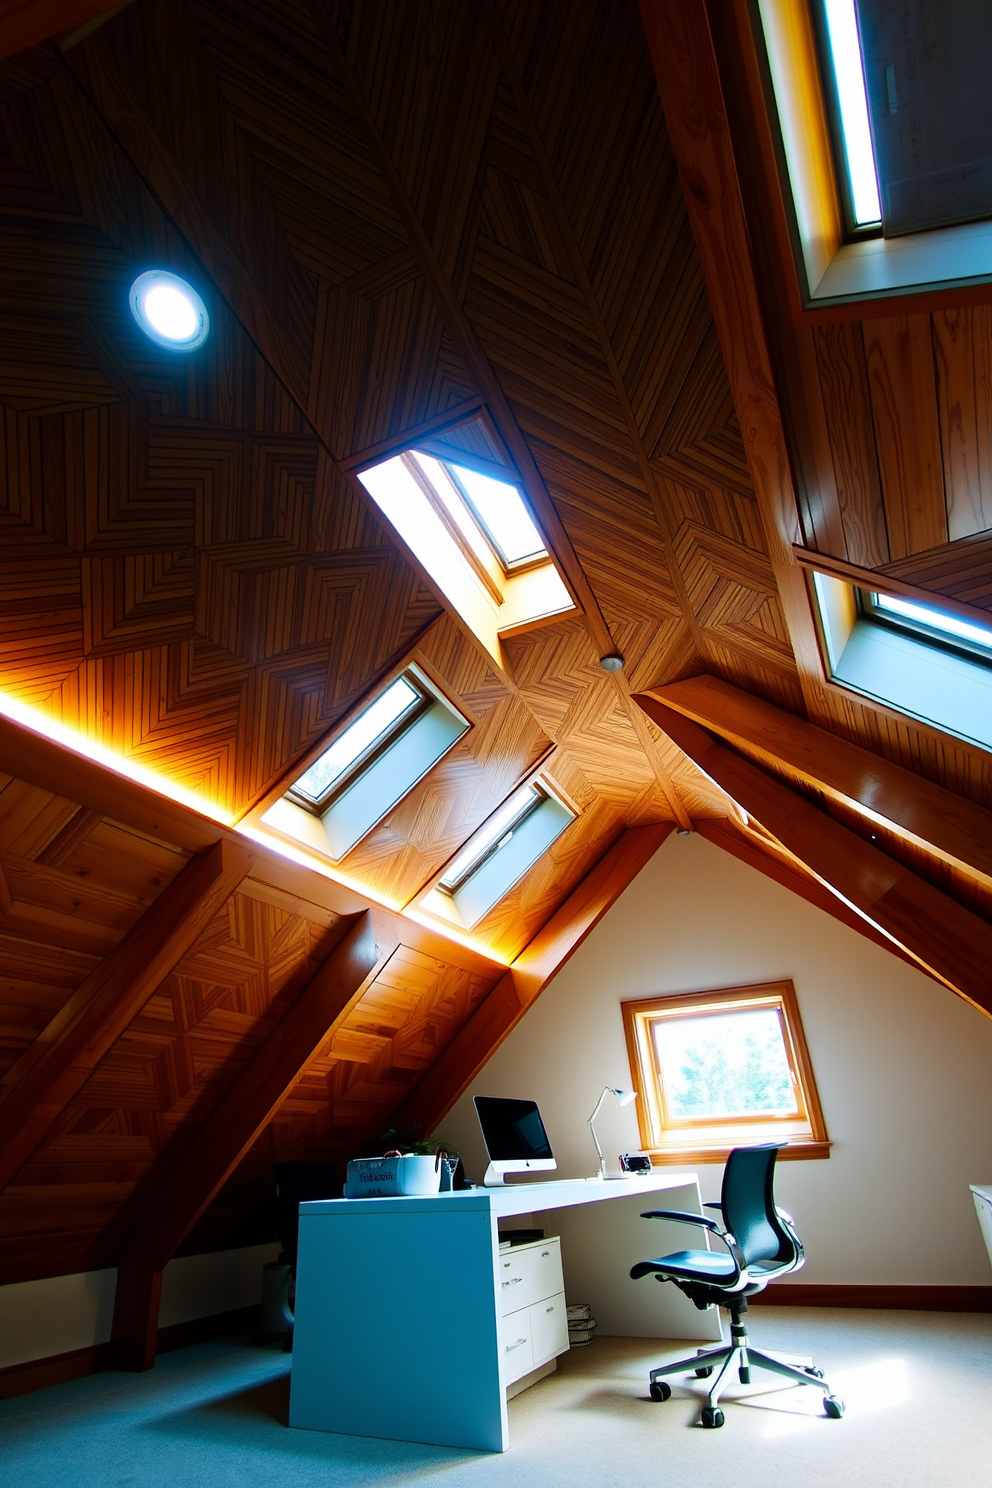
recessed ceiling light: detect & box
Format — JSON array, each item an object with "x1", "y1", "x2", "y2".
[{"x1": 129, "y1": 269, "x2": 210, "y2": 350}]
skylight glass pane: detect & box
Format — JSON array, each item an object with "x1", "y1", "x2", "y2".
[
  {"x1": 293, "y1": 676, "x2": 420, "y2": 803},
  {"x1": 439, "y1": 784, "x2": 540, "y2": 889},
  {"x1": 654, "y1": 1009, "x2": 798, "y2": 1121},
  {"x1": 822, "y1": 0, "x2": 882, "y2": 226},
  {"x1": 447, "y1": 462, "x2": 547, "y2": 566},
  {"x1": 874, "y1": 592, "x2": 992, "y2": 654}
]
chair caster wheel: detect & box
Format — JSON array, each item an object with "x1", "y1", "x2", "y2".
[
  {"x1": 700, "y1": 1407, "x2": 725, "y2": 1429},
  {"x1": 804, "y1": 1366, "x2": 824, "y2": 1379},
  {"x1": 823, "y1": 1395, "x2": 845, "y2": 1419},
  {"x1": 649, "y1": 1381, "x2": 672, "y2": 1402},
  {"x1": 694, "y1": 1366, "x2": 713, "y2": 1378}
]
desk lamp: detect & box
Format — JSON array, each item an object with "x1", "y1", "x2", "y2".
[{"x1": 587, "y1": 1086, "x2": 637, "y2": 1178}]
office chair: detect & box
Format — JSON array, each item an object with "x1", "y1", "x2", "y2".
[{"x1": 630, "y1": 1142, "x2": 844, "y2": 1428}]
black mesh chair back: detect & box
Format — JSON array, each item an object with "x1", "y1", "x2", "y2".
[
  {"x1": 720, "y1": 1142, "x2": 796, "y2": 1268},
  {"x1": 274, "y1": 1160, "x2": 339, "y2": 1269}
]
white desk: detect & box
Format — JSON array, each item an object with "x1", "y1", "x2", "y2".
[{"x1": 289, "y1": 1172, "x2": 721, "y2": 1452}]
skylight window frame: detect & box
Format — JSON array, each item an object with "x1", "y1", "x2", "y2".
[
  {"x1": 622, "y1": 980, "x2": 830, "y2": 1165},
  {"x1": 805, "y1": 562, "x2": 992, "y2": 756},
  {"x1": 812, "y1": 0, "x2": 883, "y2": 239},
  {"x1": 417, "y1": 771, "x2": 578, "y2": 931},
  {"x1": 862, "y1": 590, "x2": 992, "y2": 668},
  {"x1": 285, "y1": 672, "x2": 432, "y2": 815},
  {"x1": 403, "y1": 450, "x2": 549, "y2": 583},
  {"x1": 437, "y1": 782, "x2": 547, "y2": 896}
]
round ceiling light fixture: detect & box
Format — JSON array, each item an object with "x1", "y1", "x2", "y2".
[
  {"x1": 598, "y1": 653, "x2": 625, "y2": 672},
  {"x1": 129, "y1": 269, "x2": 210, "y2": 351}
]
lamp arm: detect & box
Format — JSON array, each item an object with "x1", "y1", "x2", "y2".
[{"x1": 587, "y1": 1087, "x2": 610, "y2": 1177}]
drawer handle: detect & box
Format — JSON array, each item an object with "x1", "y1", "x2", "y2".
[
  {"x1": 541, "y1": 1250, "x2": 550, "y2": 1257},
  {"x1": 506, "y1": 1338, "x2": 527, "y2": 1351},
  {"x1": 545, "y1": 1306, "x2": 554, "y2": 1313},
  {"x1": 502, "y1": 1277, "x2": 521, "y2": 1288}
]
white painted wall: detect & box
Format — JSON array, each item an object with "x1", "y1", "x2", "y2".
[
  {"x1": 441, "y1": 832, "x2": 992, "y2": 1285},
  {"x1": 0, "y1": 1243, "x2": 280, "y2": 1369}
]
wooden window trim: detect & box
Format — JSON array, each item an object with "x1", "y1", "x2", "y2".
[{"x1": 622, "y1": 978, "x2": 830, "y2": 1165}]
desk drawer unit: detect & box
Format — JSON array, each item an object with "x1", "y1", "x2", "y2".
[
  {"x1": 498, "y1": 1236, "x2": 563, "y2": 1314},
  {"x1": 498, "y1": 1237, "x2": 567, "y2": 1385}
]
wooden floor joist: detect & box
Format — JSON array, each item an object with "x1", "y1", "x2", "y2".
[
  {"x1": 637, "y1": 695, "x2": 992, "y2": 1018},
  {"x1": 394, "y1": 823, "x2": 671, "y2": 1139},
  {"x1": 0, "y1": 838, "x2": 253, "y2": 1192},
  {"x1": 110, "y1": 908, "x2": 397, "y2": 1370}
]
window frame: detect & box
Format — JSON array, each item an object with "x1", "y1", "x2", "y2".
[
  {"x1": 416, "y1": 772, "x2": 577, "y2": 930},
  {"x1": 749, "y1": 0, "x2": 992, "y2": 313},
  {"x1": 349, "y1": 410, "x2": 576, "y2": 668},
  {"x1": 622, "y1": 979, "x2": 830, "y2": 1165},
  {"x1": 285, "y1": 671, "x2": 431, "y2": 814},
  {"x1": 257, "y1": 661, "x2": 471, "y2": 865}
]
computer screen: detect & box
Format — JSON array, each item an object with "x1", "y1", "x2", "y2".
[{"x1": 473, "y1": 1096, "x2": 554, "y2": 1162}]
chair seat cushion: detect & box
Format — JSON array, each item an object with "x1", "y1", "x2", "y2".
[{"x1": 630, "y1": 1249, "x2": 737, "y2": 1282}]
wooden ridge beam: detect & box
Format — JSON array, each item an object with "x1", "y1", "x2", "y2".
[
  {"x1": 0, "y1": 838, "x2": 252, "y2": 1193},
  {"x1": 110, "y1": 909, "x2": 397, "y2": 1370},
  {"x1": 652, "y1": 674, "x2": 992, "y2": 890},
  {"x1": 636, "y1": 695, "x2": 992, "y2": 1017},
  {"x1": 394, "y1": 823, "x2": 671, "y2": 1139}
]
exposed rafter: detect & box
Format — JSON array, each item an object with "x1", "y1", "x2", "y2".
[
  {"x1": 110, "y1": 909, "x2": 396, "y2": 1369},
  {"x1": 652, "y1": 674, "x2": 992, "y2": 890},
  {"x1": 0, "y1": 839, "x2": 253, "y2": 1192},
  {"x1": 637, "y1": 694, "x2": 992, "y2": 1018}
]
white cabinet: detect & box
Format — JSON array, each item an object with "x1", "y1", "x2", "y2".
[{"x1": 499, "y1": 1236, "x2": 567, "y2": 1386}]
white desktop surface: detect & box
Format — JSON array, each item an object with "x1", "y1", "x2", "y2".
[{"x1": 289, "y1": 1171, "x2": 720, "y2": 1452}]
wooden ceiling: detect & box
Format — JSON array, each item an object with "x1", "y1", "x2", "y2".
[{"x1": 2, "y1": 0, "x2": 992, "y2": 1364}]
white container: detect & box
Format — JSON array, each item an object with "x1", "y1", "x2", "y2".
[
  {"x1": 344, "y1": 1154, "x2": 442, "y2": 1198},
  {"x1": 971, "y1": 1185, "x2": 992, "y2": 1271}
]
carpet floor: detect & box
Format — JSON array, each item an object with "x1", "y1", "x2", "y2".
[{"x1": 1, "y1": 1308, "x2": 989, "y2": 1488}]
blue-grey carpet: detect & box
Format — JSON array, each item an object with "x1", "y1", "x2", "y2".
[{"x1": 2, "y1": 1311, "x2": 990, "y2": 1488}]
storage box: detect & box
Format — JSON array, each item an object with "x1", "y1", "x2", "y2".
[{"x1": 343, "y1": 1154, "x2": 442, "y2": 1198}]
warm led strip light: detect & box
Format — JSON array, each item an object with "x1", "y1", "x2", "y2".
[{"x1": 0, "y1": 688, "x2": 510, "y2": 965}]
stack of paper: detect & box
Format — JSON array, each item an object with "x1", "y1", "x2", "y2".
[{"x1": 566, "y1": 1302, "x2": 597, "y2": 1346}]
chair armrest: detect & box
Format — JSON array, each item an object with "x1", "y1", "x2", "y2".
[{"x1": 640, "y1": 1209, "x2": 724, "y2": 1234}]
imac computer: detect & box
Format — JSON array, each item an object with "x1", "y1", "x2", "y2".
[{"x1": 473, "y1": 1096, "x2": 557, "y2": 1186}]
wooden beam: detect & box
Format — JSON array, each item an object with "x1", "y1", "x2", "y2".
[
  {"x1": 636, "y1": 695, "x2": 992, "y2": 1018},
  {"x1": 0, "y1": 839, "x2": 252, "y2": 1193},
  {"x1": 637, "y1": 0, "x2": 826, "y2": 694},
  {"x1": 394, "y1": 824, "x2": 671, "y2": 1139},
  {"x1": 110, "y1": 909, "x2": 396, "y2": 1369},
  {"x1": 652, "y1": 674, "x2": 992, "y2": 891},
  {"x1": 0, "y1": 0, "x2": 125, "y2": 60}
]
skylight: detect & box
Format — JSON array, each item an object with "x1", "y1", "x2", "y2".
[
  {"x1": 263, "y1": 665, "x2": 469, "y2": 861},
  {"x1": 356, "y1": 428, "x2": 573, "y2": 665},
  {"x1": 423, "y1": 779, "x2": 576, "y2": 929},
  {"x1": 439, "y1": 783, "x2": 544, "y2": 891},
  {"x1": 445, "y1": 461, "x2": 547, "y2": 567},
  {"x1": 821, "y1": 0, "x2": 882, "y2": 227},
  {"x1": 872, "y1": 592, "x2": 992, "y2": 659},
  {"x1": 292, "y1": 674, "x2": 423, "y2": 805}
]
